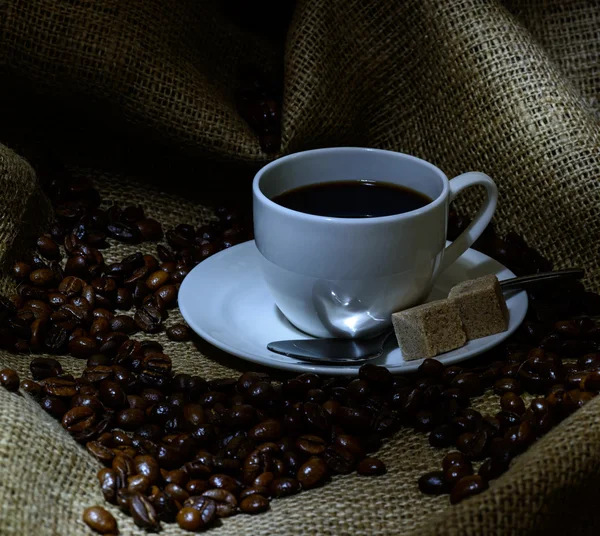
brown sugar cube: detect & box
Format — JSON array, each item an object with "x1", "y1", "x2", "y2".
[
  {"x1": 448, "y1": 274, "x2": 509, "y2": 340},
  {"x1": 392, "y1": 299, "x2": 467, "y2": 360}
]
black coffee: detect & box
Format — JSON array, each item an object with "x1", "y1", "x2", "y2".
[{"x1": 272, "y1": 180, "x2": 431, "y2": 218}]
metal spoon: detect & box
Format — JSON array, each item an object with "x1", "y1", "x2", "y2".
[{"x1": 266, "y1": 268, "x2": 584, "y2": 365}]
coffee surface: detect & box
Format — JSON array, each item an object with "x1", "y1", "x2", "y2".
[{"x1": 271, "y1": 180, "x2": 432, "y2": 218}]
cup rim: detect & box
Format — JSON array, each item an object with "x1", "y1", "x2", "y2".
[{"x1": 252, "y1": 147, "x2": 449, "y2": 224}]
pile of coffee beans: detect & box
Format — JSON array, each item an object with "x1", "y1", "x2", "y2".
[
  {"x1": 3, "y1": 359, "x2": 391, "y2": 533},
  {"x1": 0, "y1": 175, "x2": 249, "y2": 355},
  {"x1": 1, "y1": 169, "x2": 600, "y2": 533}
]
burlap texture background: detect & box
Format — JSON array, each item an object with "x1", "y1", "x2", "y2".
[{"x1": 1, "y1": 0, "x2": 600, "y2": 534}]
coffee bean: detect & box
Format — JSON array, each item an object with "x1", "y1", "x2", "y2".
[
  {"x1": 30, "y1": 268, "x2": 55, "y2": 287},
  {"x1": 442, "y1": 452, "x2": 472, "y2": 473},
  {"x1": 450, "y1": 475, "x2": 488, "y2": 504},
  {"x1": 357, "y1": 457, "x2": 386, "y2": 476},
  {"x1": 116, "y1": 408, "x2": 145, "y2": 430},
  {"x1": 12, "y1": 261, "x2": 32, "y2": 280},
  {"x1": 182, "y1": 496, "x2": 218, "y2": 527},
  {"x1": 202, "y1": 489, "x2": 238, "y2": 518},
  {"x1": 493, "y1": 377, "x2": 522, "y2": 395},
  {"x1": 44, "y1": 376, "x2": 77, "y2": 397},
  {"x1": 166, "y1": 323, "x2": 191, "y2": 341},
  {"x1": 418, "y1": 358, "x2": 445, "y2": 378},
  {"x1": 41, "y1": 395, "x2": 68, "y2": 417},
  {"x1": 209, "y1": 473, "x2": 241, "y2": 495},
  {"x1": 249, "y1": 419, "x2": 282, "y2": 442},
  {"x1": 82, "y1": 506, "x2": 117, "y2": 534},
  {"x1": 110, "y1": 315, "x2": 138, "y2": 334},
  {"x1": 444, "y1": 462, "x2": 473, "y2": 488},
  {"x1": 239, "y1": 494, "x2": 270, "y2": 515},
  {"x1": 37, "y1": 236, "x2": 60, "y2": 260},
  {"x1": 296, "y1": 434, "x2": 326, "y2": 456},
  {"x1": 0, "y1": 368, "x2": 20, "y2": 391},
  {"x1": 146, "y1": 270, "x2": 170, "y2": 291},
  {"x1": 68, "y1": 336, "x2": 98, "y2": 358},
  {"x1": 136, "y1": 219, "x2": 163, "y2": 241},
  {"x1": 418, "y1": 471, "x2": 446, "y2": 495},
  {"x1": 21, "y1": 379, "x2": 42, "y2": 398},
  {"x1": 452, "y1": 373, "x2": 484, "y2": 397},
  {"x1": 297, "y1": 457, "x2": 328, "y2": 489},
  {"x1": 129, "y1": 491, "x2": 160, "y2": 530},
  {"x1": 134, "y1": 455, "x2": 161, "y2": 484},
  {"x1": 270, "y1": 477, "x2": 301, "y2": 497},
  {"x1": 500, "y1": 392, "x2": 525, "y2": 415},
  {"x1": 62, "y1": 406, "x2": 96, "y2": 434},
  {"x1": 429, "y1": 424, "x2": 457, "y2": 448},
  {"x1": 87, "y1": 441, "x2": 115, "y2": 465}
]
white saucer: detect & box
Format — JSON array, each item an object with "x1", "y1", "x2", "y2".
[{"x1": 179, "y1": 240, "x2": 528, "y2": 376}]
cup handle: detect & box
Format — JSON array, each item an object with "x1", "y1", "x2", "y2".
[{"x1": 439, "y1": 172, "x2": 498, "y2": 273}]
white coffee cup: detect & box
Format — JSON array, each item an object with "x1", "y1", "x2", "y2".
[{"x1": 253, "y1": 147, "x2": 497, "y2": 339}]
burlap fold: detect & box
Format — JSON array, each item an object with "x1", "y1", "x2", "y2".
[{"x1": 1, "y1": 0, "x2": 600, "y2": 534}]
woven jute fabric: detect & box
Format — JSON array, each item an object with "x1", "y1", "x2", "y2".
[{"x1": 1, "y1": 0, "x2": 600, "y2": 534}]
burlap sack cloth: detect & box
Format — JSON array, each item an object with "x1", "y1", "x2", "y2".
[{"x1": 1, "y1": 0, "x2": 600, "y2": 534}]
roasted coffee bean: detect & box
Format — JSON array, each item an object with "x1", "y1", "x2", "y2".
[
  {"x1": 127, "y1": 474, "x2": 151, "y2": 494},
  {"x1": 493, "y1": 377, "x2": 522, "y2": 395},
  {"x1": 500, "y1": 392, "x2": 526, "y2": 415},
  {"x1": 129, "y1": 491, "x2": 160, "y2": 530},
  {"x1": 109, "y1": 315, "x2": 138, "y2": 334},
  {"x1": 442, "y1": 452, "x2": 474, "y2": 474},
  {"x1": 166, "y1": 323, "x2": 191, "y2": 341},
  {"x1": 87, "y1": 441, "x2": 115, "y2": 465},
  {"x1": 116, "y1": 408, "x2": 145, "y2": 430},
  {"x1": 182, "y1": 496, "x2": 218, "y2": 527},
  {"x1": 322, "y1": 444, "x2": 356, "y2": 475},
  {"x1": 270, "y1": 477, "x2": 301, "y2": 498},
  {"x1": 296, "y1": 434, "x2": 326, "y2": 456},
  {"x1": 62, "y1": 406, "x2": 96, "y2": 433},
  {"x1": 20, "y1": 379, "x2": 42, "y2": 399},
  {"x1": 146, "y1": 270, "x2": 170, "y2": 291},
  {"x1": 428, "y1": 424, "x2": 457, "y2": 448},
  {"x1": 413, "y1": 410, "x2": 435, "y2": 432},
  {"x1": 136, "y1": 218, "x2": 163, "y2": 241},
  {"x1": 37, "y1": 236, "x2": 60, "y2": 260},
  {"x1": 68, "y1": 336, "x2": 98, "y2": 359},
  {"x1": 338, "y1": 406, "x2": 372, "y2": 434},
  {"x1": 297, "y1": 457, "x2": 328, "y2": 489},
  {"x1": 97, "y1": 468, "x2": 118, "y2": 504},
  {"x1": 164, "y1": 483, "x2": 189, "y2": 504},
  {"x1": 357, "y1": 457, "x2": 387, "y2": 476},
  {"x1": 41, "y1": 395, "x2": 68, "y2": 417},
  {"x1": 456, "y1": 429, "x2": 488, "y2": 460},
  {"x1": 30, "y1": 268, "x2": 55, "y2": 287},
  {"x1": 0, "y1": 368, "x2": 19, "y2": 391},
  {"x1": 444, "y1": 462, "x2": 473, "y2": 488},
  {"x1": 44, "y1": 376, "x2": 78, "y2": 397},
  {"x1": 239, "y1": 494, "x2": 269, "y2": 515},
  {"x1": 202, "y1": 489, "x2": 238, "y2": 518},
  {"x1": 208, "y1": 473, "x2": 241, "y2": 495},
  {"x1": 581, "y1": 371, "x2": 600, "y2": 391},
  {"x1": 495, "y1": 411, "x2": 521, "y2": 430},
  {"x1": 12, "y1": 261, "x2": 32, "y2": 280},
  {"x1": 418, "y1": 471, "x2": 446, "y2": 495},
  {"x1": 82, "y1": 506, "x2": 118, "y2": 534},
  {"x1": 134, "y1": 455, "x2": 161, "y2": 484},
  {"x1": 249, "y1": 419, "x2": 282, "y2": 442},
  {"x1": 452, "y1": 373, "x2": 484, "y2": 397},
  {"x1": 99, "y1": 380, "x2": 126, "y2": 408},
  {"x1": 418, "y1": 358, "x2": 445, "y2": 378},
  {"x1": 450, "y1": 475, "x2": 488, "y2": 504}
]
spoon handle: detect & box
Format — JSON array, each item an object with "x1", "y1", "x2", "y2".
[{"x1": 500, "y1": 268, "x2": 584, "y2": 292}]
